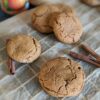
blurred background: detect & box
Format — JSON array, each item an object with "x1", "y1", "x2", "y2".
[{"x1": 0, "y1": 0, "x2": 34, "y2": 22}]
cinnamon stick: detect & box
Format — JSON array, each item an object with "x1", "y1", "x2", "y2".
[
  {"x1": 6, "y1": 39, "x2": 10, "y2": 44},
  {"x1": 89, "y1": 57, "x2": 100, "y2": 64},
  {"x1": 69, "y1": 51, "x2": 100, "y2": 67},
  {"x1": 7, "y1": 57, "x2": 15, "y2": 75},
  {"x1": 81, "y1": 44, "x2": 100, "y2": 60},
  {"x1": 6, "y1": 39, "x2": 15, "y2": 75}
]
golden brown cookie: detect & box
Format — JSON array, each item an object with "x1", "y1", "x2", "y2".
[
  {"x1": 49, "y1": 4, "x2": 75, "y2": 27},
  {"x1": 6, "y1": 34, "x2": 41, "y2": 63},
  {"x1": 51, "y1": 12, "x2": 83, "y2": 44},
  {"x1": 32, "y1": 4, "x2": 75, "y2": 33},
  {"x1": 56, "y1": 4, "x2": 75, "y2": 16},
  {"x1": 32, "y1": 4, "x2": 60, "y2": 33},
  {"x1": 39, "y1": 57, "x2": 85, "y2": 97},
  {"x1": 81, "y1": 0, "x2": 100, "y2": 6}
]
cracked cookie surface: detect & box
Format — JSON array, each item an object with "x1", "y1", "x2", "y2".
[
  {"x1": 52, "y1": 12, "x2": 83, "y2": 44},
  {"x1": 6, "y1": 34, "x2": 41, "y2": 63},
  {"x1": 32, "y1": 4, "x2": 60, "y2": 33},
  {"x1": 39, "y1": 57, "x2": 84, "y2": 97},
  {"x1": 32, "y1": 4, "x2": 75, "y2": 33},
  {"x1": 49, "y1": 4, "x2": 75, "y2": 27}
]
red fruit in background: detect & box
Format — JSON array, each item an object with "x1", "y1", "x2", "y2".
[{"x1": 8, "y1": 0, "x2": 26, "y2": 10}]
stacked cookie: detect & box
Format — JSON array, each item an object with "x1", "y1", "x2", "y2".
[{"x1": 32, "y1": 4, "x2": 83, "y2": 44}]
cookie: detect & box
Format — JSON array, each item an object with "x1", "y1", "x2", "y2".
[
  {"x1": 56, "y1": 4, "x2": 75, "y2": 16},
  {"x1": 49, "y1": 4, "x2": 75, "y2": 27},
  {"x1": 51, "y1": 12, "x2": 83, "y2": 44},
  {"x1": 39, "y1": 57, "x2": 85, "y2": 97},
  {"x1": 32, "y1": 4, "x2": 75, "y2": 33},
  {"x1": 6, "y1": 34, "x2": 41, "y2": 63},
  {"x1": 32, "y1": 4, "x2": 60, "y2": 33},
  {"x1": 81, "y1": 0, "x2": 100, "y2": 6}
]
